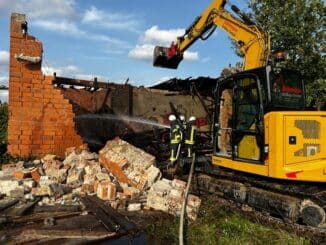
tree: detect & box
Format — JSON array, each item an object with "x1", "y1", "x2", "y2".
[
  {"x1": 0, "y1": 102, "x2": 8, "y2": 155},
  {"x1": 247, "y1": 0, "x2": 325, "y2": 105}
]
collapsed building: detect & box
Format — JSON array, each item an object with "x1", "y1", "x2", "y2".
[
  {"x1": 7, "y1": 13, "x2": 217, "y2": 159},
  {"x1": 1, "y1": 12, "x2": 215, "y2": 243}
]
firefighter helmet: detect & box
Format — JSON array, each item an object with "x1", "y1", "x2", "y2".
[
  {"x1": 189, "y1": 116, "x2": 196, "y2": 121},
  {"x1": 180, "y1": 115, "x2": 185, "y2": 121},
  {"x1": 169, "y1": 114, "x2": 176, "y2": 121}
]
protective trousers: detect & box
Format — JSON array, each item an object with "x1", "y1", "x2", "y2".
[
  {"x1": 184, "y1": 121, "x2": 197, "y2": 157},
  {"x1": 169, "y1": 121, "x2": 182, "y2": 163}
]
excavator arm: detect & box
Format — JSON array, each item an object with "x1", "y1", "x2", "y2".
[{"x1": 153, "y1": 0, "x2": 270, "y2": 71}]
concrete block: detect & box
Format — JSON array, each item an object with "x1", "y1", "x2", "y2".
[
  {"x1": 150, "y1": 178, "x2": 173, "y2": 197},
  {"x1": 45, "y1": 168, "x2": 68, "y2": 183},
  {"x1": 81, "y1": 183, "x2": 95, "y2": 195},
  {"x1": 83, "y1": 174, "x2": 96, "y2": 185},
  {"x1": 39, "y1": 176, "x2": 56, "y2": 187},
  {"x1": 123, "y1": 186, "x2": 140, "y2": 199},
  {"x1": 85, "y1": 162, "x2": 101, "y2": 175},
  {"x1": 49, "y1": 184, "x2": 71, "y2": 198},
  {"x1": 67, "y1": 169, "x2": 85, "y2": 188},
  {"x1": 167, "y1": 196, "x2": 183, "y2": 216},
  {"x1": 146, "y1": 192, "x2": 169, "y2": 212},
  {"x1": 42, "y1": 154, "x2": 58, "y2": 163},
  {"x1": 95, "y1": 172, "x2": 111, "y2": 181},
  {"x1": 22, "y1": 179, "x2": 36, "y2": 189},
  {"x1": 187, "y1": 194, "x2": 201, "y2": 208},
  {"x1": 33, "y1": 159, "x2": 41, "y2": 165},
  {"x1": 172, "y1": 179, "x2": 187, "y2": 189},
  {"x1": 31, "y1": 186, "x2": 51, "y2": 196},
  {"x1": 169, "y1": 188, "x2": 184, "y2": 198},
  {"x1": 9, "y1": 186, "x2": 25, "y2": 198},
  {"x1": 116, "y1": 192, "x2": 129, "y2": 200},
  {"x1": 127, "y1": 203, "x2": 141, "y2": 211},
  {"x1": 0, "y1": 178, "x2": 22, "y2": 196},
  {"x1": 145, "y1": 165, "x2": 161, "y2": 188}
]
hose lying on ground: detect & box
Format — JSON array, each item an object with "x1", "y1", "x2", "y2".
[{"x1": 179, "y1": 153, "x2": 196, "y2": 245}]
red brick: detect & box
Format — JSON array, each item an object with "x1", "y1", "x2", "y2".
[{"x1": 12, "y1": 170, "x2": 31, "y2": 179}]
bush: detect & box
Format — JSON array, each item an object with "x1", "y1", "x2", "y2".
[{"x1": 0, "y1": 102, "x2": 8, "y2": 156}]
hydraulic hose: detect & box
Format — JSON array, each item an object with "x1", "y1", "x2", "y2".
[{"x1": 179, "y1": 152, "x2": 196, "y2": 245}]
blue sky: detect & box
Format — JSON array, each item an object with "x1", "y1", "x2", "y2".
[{"x1": 0, "y1": 0, "x2": 248, "y2": 87}]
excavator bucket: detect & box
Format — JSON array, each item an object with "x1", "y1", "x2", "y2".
[{"x1": 153, "y1": 46, "x2": 183, "y2": 69}]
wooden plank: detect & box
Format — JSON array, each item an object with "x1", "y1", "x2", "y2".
[
  {"x1": 81, "y1": 196, "x2": 122, "y2": 232},
  {"x1": 5, "y1": 198, "x2": 40, "y2": 217},
  {"x1": 87, "y1": 196, "x2": 138, "y2": 232},
  {"x1": 32, "y1": 204, "x2": 81, "y2": 213},
  {"x1": 12, "y1": 211, "x2": 81, "y2": 223},
  {"x1": 17, "y1": 228, "x2": 116, "y2": 241},
  {"x1": 0, "y1": 198, "x2": 19, "y2": 212}
]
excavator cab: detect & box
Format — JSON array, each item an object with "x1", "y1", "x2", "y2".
[{"x1": 153, "y1": 44, "x2": 183, "y2": 69}]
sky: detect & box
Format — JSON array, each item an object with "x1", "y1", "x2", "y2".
[{"x1": 0, "y1": 0, "x2": 248, "y2": 89}]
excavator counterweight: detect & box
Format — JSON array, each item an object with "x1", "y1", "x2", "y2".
[{"x1": 153, "y1": 46, "x2": 183, "y2": 69}]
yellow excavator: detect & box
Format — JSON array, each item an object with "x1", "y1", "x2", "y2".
[{"x1": 153, "y1": 0, "x2": 326, "y2": 183}]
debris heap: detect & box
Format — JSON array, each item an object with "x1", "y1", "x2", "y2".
[{"x1": 0, "y1": 138, "x2": 201, "y2": 220}]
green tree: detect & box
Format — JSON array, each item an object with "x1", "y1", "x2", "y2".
[
  {"x1": 247, "y1": 0, "x2": 326, "y2": 105},
  {"x1": 0, "y1": 102, "x2": 8, "y2": 155}
]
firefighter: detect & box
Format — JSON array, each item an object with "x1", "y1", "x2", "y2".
[
  {"x1": 179, "y1": 114, "x2": 186, "y2": 137},
  {"x1": 169, "y1": 114, "x2": 182, "y2": 164},
  {"x1": 185, "y1": 116, "x2": 197, "y2": 157}
]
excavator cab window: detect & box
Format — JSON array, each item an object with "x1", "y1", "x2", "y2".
[
  {"x1": 214, "y1": 74, "x2": 264, "y2": 162},
  {"x1": 269, "y1": 69, "x2": 305, "y2": 110}
]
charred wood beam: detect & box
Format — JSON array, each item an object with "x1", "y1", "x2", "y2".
[{"x1": 52, "y1": 73, "x2": 129, "y2": 90}]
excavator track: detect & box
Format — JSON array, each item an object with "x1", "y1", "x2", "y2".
[{"x1": 185, "y1": 159, "x2": 326, "y2": 236}]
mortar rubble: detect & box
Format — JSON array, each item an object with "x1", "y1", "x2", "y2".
[{"x1": 0, "y1": 138, "x2": 201, "y2": 220}]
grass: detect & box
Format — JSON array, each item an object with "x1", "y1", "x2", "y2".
[{"x1": 146, "y1": 196, "x2": 310, "y2": 245}]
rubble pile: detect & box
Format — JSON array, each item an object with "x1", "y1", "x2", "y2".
[{"x1": 0, "y1": 138, "x2": 201, "y2": 219}]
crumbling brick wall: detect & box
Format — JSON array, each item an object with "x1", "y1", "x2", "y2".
[{"x1": 7, "y1": 13, "x2": 83, "y2": 157}]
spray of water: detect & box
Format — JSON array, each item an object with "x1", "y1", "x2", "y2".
[{"x1": 76, "y1": 114, "x2": 170, "y2": 129}]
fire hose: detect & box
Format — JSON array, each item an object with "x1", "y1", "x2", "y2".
[{"x1": 179, "y1": 152, "x2": 196, "y2": 245}]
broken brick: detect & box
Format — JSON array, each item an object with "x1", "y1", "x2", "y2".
[
  {"x1": 123, "y1": 186, "x2": 140, "y2": 199},
  {"x1": 96, "y1": 181, "x2": 116, "y2": 201},
  {"x1": 31, "y1": 186, "x2": 51, "y2": 196},
  {"x1": 67, "y1": 169, "x2": 85, "y2": 188},
  {"x1": 31, "y1": 168, "x2": 42, "y2": 182},
  {"x1": 12, "y1": 170, "x2": 31, "y2": 180}
]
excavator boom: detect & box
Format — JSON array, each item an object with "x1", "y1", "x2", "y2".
[{"x1": 153, "y1": 0, "x2": 270, "y2": 71}]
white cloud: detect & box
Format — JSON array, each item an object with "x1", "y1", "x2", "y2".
[
  {"x1": 41, "y1": 64, "x2": 108, "y2": 82},
  {"x1": 128, "y1": 41, "x2": 198, "y2": 61},
  {"x1": 42, "y1": 64, "x2": 80, "y2": 76},
  {"x1": 128, "y1": 44, "x2": 154, "y2": 60},
  {"x1": 129, "y1": 25, "x2": 199, "y2": 62},
  {"x1": 0, "y1": 0, "x2": 76, "y2": 19},
  {"x1": 33, "y1": 20, "x2": 83, "y2": 36},
  {"x1": 0, "y1": 76, "x2": 8, "y2": 85},
  {"x1": 142, "y1": 25, "x2": 184, "y2": 46},
  {"x1": 184, "y1": 52, "x2": 199, "y2": 61},
  {"x1": 0, "y1": 50, "x2": 9, "y2": 66},
  {"x1": 82, "y1": 6, "x2": 141, "y2": 32}
]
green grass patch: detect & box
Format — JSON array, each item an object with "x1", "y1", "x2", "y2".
[{"x1": 146, "y1": 196, "x2": 309, "y2": 245}]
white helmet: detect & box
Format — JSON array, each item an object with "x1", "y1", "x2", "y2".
[
  {"x1": 179, "y1": 115, "x2": 185, "y2": 121},
  {"x1": 189, "y1": 116, "x2": 196, "y2": 121},
  {"x1": 169, "y1": 114, "x2": 176, "y2": 121}
]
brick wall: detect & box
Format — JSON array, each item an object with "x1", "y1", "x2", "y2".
[{"x1": 7, "y1": 13, "x2": 83, "y2": 157}]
